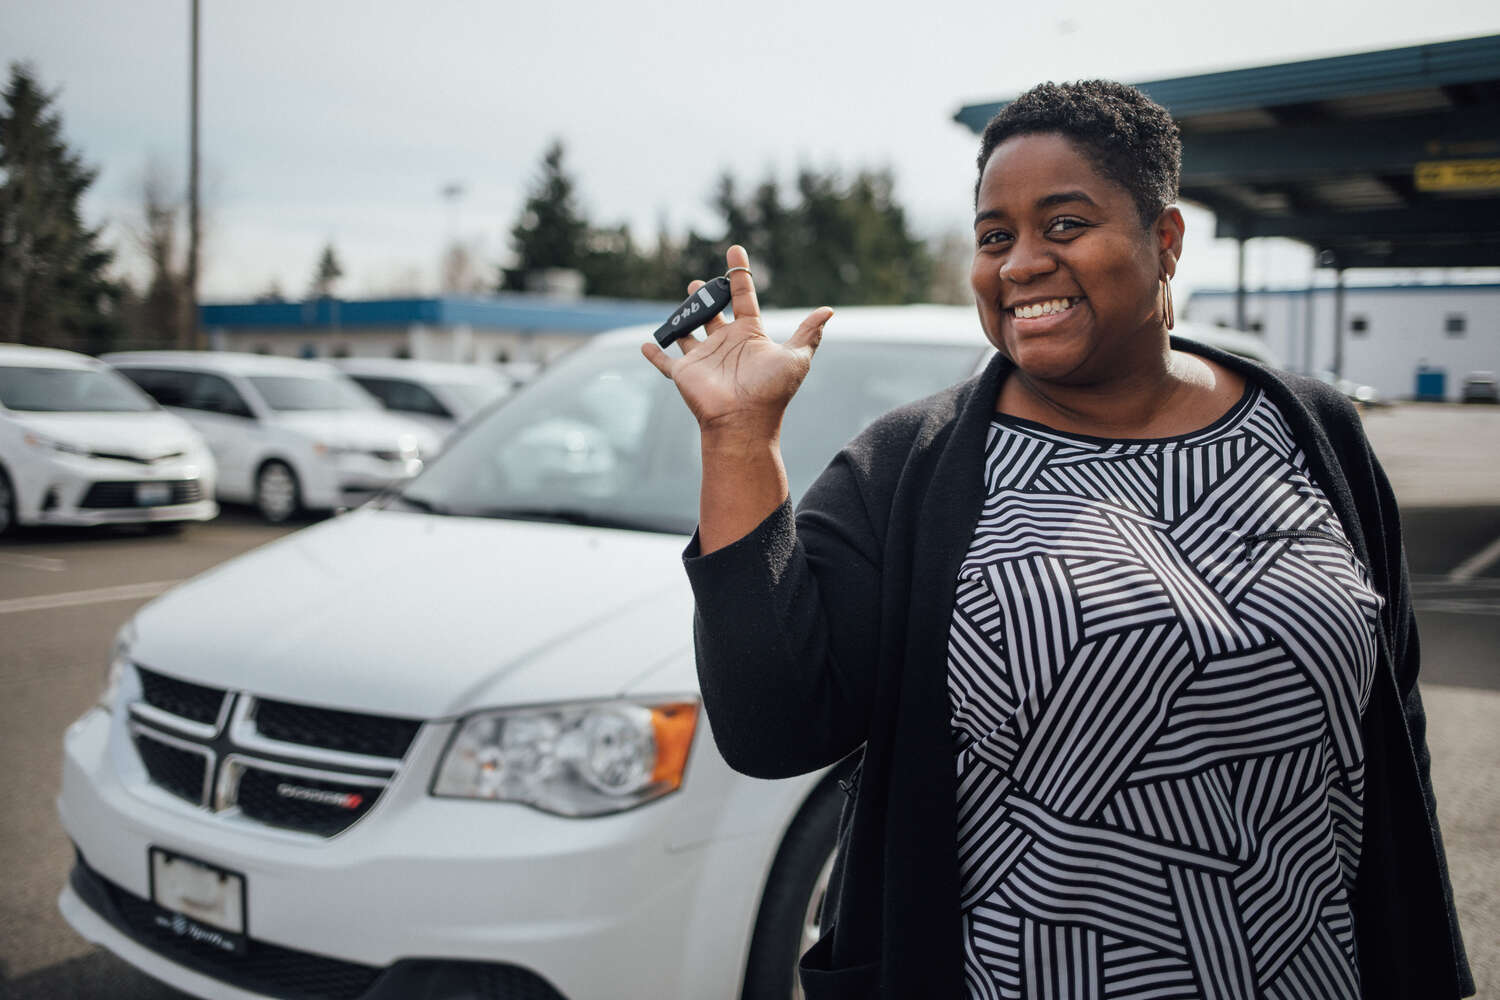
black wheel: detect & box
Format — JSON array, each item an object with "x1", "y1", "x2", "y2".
[
  {"x1": 254, "y1": 460, "x2": 300, "y2": 523},
  {"x1": 741, "y1": 779, "x2": 843, "y2": 1000},
  {"x1": 0, "y1": 466, "x2": 15, "y2": 536}
]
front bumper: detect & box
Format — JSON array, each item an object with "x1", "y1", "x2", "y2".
[
  {"x1": 15, "y1": 453, "x2": 217, "y2": 527},
  {"x1": 298, "y1": 454, "x2": 420, "y2": 512},
  {"x1": 58, "y1": 707, "x2": 776, "y2": 1000}
]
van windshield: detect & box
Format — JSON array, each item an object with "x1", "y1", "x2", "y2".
[
  {"x1": 0, "y1": 366, "x2": 157, "y2": 413},
  {"x1": 396, "y1": 338, "x2": 985, "y2": 533}
]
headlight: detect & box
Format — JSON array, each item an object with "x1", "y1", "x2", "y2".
[
  {"x1": 100, "y1": 621, "x2": 137, "y2": 712},
  {"x1": 431, "y1": 699, "x2": 698, "y2": 817},
  {"x1": 23, "y1": 431, "x2": 88, "y2": 456}
]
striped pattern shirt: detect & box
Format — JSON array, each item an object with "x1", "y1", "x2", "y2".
[{"x1": 948, "y1": 387, "x2": 1383, "y2": 999}]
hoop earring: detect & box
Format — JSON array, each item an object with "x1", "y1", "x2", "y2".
[{"x1": 1161, "y1": 276, "x2": 1175, "y2": 331}]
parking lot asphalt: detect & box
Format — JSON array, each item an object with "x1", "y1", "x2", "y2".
[{"x1": 1, "y1": 404, "x2": 1498, "y2": 999}]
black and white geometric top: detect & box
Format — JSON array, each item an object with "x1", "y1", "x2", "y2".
[{"x1": 948, "y1": 387, "x2": 1383, "y2": 1000}]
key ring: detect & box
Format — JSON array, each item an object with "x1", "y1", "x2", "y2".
[{"x1": 724, "y1": 266, "x2": 753, "y2": 278}]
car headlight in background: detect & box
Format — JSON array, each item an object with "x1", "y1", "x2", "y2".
[
  {"x1": 23, "y1": 431, "x2": 88, "y2": 456},
  {"x1": 100, "y1": 621, "x2": 137, "y2": 713},
  {"x1": 431, "y1": 699, "x2": 698, "y2": 817}
]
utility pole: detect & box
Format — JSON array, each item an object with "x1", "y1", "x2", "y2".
[{"x1": 185, "y1": 0, "x2": 201, "y2": 348}]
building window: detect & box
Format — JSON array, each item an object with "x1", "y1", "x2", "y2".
[
  {"x1": 1445, "y1": 314, "x2": 1466, "y2": 336},
  {"x1": 332, "y1": 343, "x2": 351, "y2": 358},
  {"x1": 300, "y1": 343, "x2": 318, "y2": 358},
  {"x1": 1350, "y1": 316, "x2": 1368, "y2": 336}
]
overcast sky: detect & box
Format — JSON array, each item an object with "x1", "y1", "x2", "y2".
[{"x1": 4, "y1": 0, "x2": 1497, "y2": 302}]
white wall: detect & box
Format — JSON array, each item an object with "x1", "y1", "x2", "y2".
[{"x1": 1184, "y1": 286, "x2": 1500, "y2": 401}]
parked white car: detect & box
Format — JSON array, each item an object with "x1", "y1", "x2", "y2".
[
  {"x1": 103, "y1": 352, "x2": 443, "y2": 523},
  {"x1": 58, "y1": 311, "x2": 1280, "y2": 999},
  {"x1": 331, "y1": 357, "x2": 513, "y2": 440},
  {"x1": 0, "y1": 344, "x2": 217, "y2": 534}
]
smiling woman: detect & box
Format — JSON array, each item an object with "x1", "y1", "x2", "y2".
[{"x1": 660, "y1": 80, "x2": 1473, "y2": 1000}]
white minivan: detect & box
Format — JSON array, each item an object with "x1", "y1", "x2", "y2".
[
  {"x1": 0, "y1": 343, "x2": 217, "y2": 534},
  {"x1": 59, "y1": 312, "x2": 1279, "y2": 999},
  {"x1": 104, "y1": 352, "x2": 443, "y2": 523}
]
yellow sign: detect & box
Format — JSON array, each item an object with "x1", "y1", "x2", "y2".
[{"x1": 1414, "y1": 159, "x2": 1500, "y2": 192}]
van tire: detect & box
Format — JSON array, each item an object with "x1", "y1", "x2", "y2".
[
  {"x1": 0, "y1": 466, "x2": 15, "y2": 536},
  {"x1": 254, "y1": 461, "x2": 300, "y2": 523},
  {"x1": 740, "y1": 778, "x2": 843, "y2": 1000}
]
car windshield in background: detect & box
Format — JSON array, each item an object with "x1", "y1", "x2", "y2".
[
  {"x1": 0, "y1": 366, "x2": 156, "y2": 413},
  {"x1": 439, "y1": 381, "x2": 506, "y2": 414},
  {"x1": 246, "y1": 375, "x2": 378, "y2": 412},
  {"x1": 398, "y1": 339, "x2": 985, "y2": 533}
]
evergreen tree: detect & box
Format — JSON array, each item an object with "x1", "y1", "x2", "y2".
[
  {"x1": 501, "y1": 140, "x2": 589, "y2": 291},
  {"x1": 0, "y1": 63, "x2": 122, "y2": 352},
  {"x1": 310, "y1": 242, "x2": 343, "y2": 298}
]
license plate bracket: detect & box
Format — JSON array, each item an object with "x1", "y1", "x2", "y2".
[
  {"x1": 148, "y1": 847, "x2": 248, "y2": 955},
  {"x1": 136, "y1": 482, "x2": 172, "y2": 506}
]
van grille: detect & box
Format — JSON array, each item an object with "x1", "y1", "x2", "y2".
[
  {"x1": 132, "y1": 731, "x2": 209, "y2": 804},
  {"x1": 126, "y1": 664, "x2": 418, "y2": 838},
  {"x1": 138, "y1": 667, "x2": 227, "y2": 725},
  {"x1": 254, "y1": 698, "x2": 420, "y2": 760}
]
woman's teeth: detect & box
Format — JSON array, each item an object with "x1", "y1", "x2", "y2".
[{"x1": 1011, "y1": 297, "x2": 1078, "y2": 319}]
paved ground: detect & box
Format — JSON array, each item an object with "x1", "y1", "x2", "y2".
[{"x1": 1, "y1": 403, "x2": 1498, "y2": 999}]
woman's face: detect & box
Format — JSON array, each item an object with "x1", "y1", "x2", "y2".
[{"x1": 970, "y1": 132, "x2": 1181, "y2": 386}]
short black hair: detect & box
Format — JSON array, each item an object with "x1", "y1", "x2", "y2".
[{"x1": 975, "y1": 80, "x2": 1181, "y2": 227}]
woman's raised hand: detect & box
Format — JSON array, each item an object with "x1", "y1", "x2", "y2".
[{"x1": 642, "y1": 245, "x2": 832, "y2": 443}]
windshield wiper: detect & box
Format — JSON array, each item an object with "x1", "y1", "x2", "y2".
[{"x1": 471, "y1": 505, "x2": 680, "y2": 533}]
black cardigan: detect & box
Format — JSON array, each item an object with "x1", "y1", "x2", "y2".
[{"x1": 684, "y1": 340, "x2": 1472, "y2": 999}]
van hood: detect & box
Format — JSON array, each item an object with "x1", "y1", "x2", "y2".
[
  {"x1": 129, "y1": 509, "x2": 697, "y2": 719},
  {"x1": 12, "y1": 410, "x2": 202, "y2": 460},
  {"x1": 266, "y1": 411, "x2": 444, "y2": 455}
]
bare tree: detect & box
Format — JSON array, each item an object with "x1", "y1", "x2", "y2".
[
  {"x1": 440, "y1": 239, "x2": 488, "y2": 294},
  {"x1": 134, "y1": 157, "x2": 185, "y2": 347}
]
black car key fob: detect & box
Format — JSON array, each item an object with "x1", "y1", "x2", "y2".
[{"x1": 653, "y1": 276, "x2": 733, "y2": 348}]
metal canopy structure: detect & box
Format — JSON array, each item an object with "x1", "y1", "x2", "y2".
[{"x1": 953, "y1": 34, "x2": 1500, "y2": 273}]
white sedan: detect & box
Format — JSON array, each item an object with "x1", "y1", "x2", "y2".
[{"x1": 0, "y1": 343, "x2": 217, "y2": 534}]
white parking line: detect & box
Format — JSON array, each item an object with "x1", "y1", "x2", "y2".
[
  {"x1": 0, "y1": 553, "x2": 67, "y2": 572},
  {"x1": 1450, "y1": 534, "x2": 1500, "y2": 584},
  {"x1": 0, "y1": 581, "x2": 178, "y2": 615}
]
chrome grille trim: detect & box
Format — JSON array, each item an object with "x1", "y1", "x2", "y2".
[
  {"x1": 128, "y1": 721, "x2": 215, "y2": 807},
  {"x1": 128, "y1": 701, "x2": 222, "y2": 741},
  {"x1": 228, "y1": 697, "x2": 405, "y2": 774}
]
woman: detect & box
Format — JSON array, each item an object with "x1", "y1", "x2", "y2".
[{"x1": 642, "y1": 81, "x2": 1471, "y2": 1000}]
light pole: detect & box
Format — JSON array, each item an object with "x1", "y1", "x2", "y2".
[{"x1": 185, "y1": 0, "x2": 201, "y2": 348}]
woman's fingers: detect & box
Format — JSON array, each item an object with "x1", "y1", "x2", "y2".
[
  {"x1": 725, "y1": 244, "x2": 760, "y2": 322},
  {"x1": 640, "y1": 341, "x2": 676, "y2": 379},
  {"x1": 787, "y1": 306, "x2": 834, "y2": 354}
]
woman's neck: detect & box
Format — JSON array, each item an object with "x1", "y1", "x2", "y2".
[{"x1": 998, "y1": 348, "x2": 1238, "y2": 439}]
